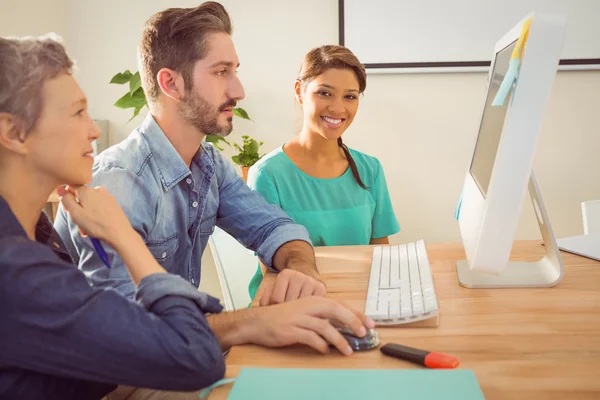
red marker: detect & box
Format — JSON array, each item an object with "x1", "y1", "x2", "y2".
[{"x1": 380, "y1": 343, "x2": 460, "y2": 369}]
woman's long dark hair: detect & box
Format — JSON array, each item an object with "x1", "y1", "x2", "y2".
[
  {"x1": 297, "y1": 45, "x2": 368, "y2": 190},
  {"x1": 337, "y1": 137, "x2": 367, "y2": 189}
]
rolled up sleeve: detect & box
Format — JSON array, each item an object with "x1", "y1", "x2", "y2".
[
  {"x1": 209, "y1": 147, "x2": 311, "y2": 271},
  {"x1": 136, "y1": 273, "x2": 223, "y2": 313}
]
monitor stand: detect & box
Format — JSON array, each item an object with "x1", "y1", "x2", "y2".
[{"x1": 456, "y1": 172, "x2": 564, "y2": 288}]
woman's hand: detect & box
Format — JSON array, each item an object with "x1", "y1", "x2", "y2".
[{"x1": 58, "y1": 185, "x2": 134, "y2": 248}]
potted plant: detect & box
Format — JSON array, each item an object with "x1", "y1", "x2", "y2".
[
  {"x1": 231, "y1": 135, "x2": 264, "y2": 182},
  {"x1": 109, "y1": 70, "x2": 251, "y2": 150}
]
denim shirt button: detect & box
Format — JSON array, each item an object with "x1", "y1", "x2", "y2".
[
  {"x1": 191, "y1": 278, "x2": 195, "y2": 285},
  {"x1": 161, "y1": 252, "x2": 167, "y2": 258},
  {"x1": 192, "y1": 201, "x2": 199, "y2": 208},
  {"x1": 186, "y1": 178, "x2": 192, "y2": 185}
]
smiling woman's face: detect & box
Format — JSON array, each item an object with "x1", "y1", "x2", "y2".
[{"x1": 296, "y1": 67, "x2": 360, "y2": 141}]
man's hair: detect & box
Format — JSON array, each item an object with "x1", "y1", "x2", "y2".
[
  {"x1": 0, "y1": 34, "x2": 74, "y2": 135},
  {"x1": 138, "y1": 1, "x2": 232, "y2": 103}
]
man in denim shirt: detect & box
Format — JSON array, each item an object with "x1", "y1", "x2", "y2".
[{"x1": 56, "y1": 2, "x2": 337, "y2": 316}]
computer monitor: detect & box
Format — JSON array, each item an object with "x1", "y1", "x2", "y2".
[{"x1": 456, "y1": 13, "x2": 566, "y2": 288}]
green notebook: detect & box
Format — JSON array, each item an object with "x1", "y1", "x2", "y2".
[{"x1": 227, "y1": 368, "x2": 485, "y2": 399}]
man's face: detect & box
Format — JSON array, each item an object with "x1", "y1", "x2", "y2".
[{"x1": 178, "y1": 32, "x2": 245, "y2": 137}]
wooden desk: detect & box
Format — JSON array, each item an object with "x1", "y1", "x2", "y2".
[{"x1": 210, "y1": 241, "x2": 600, "y2": 400}]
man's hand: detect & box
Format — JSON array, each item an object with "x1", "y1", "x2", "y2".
[
  {"x1": 260, "y1": 269, "x2": 326, "y2": 306},
  {"x1": 208, "y1": 297, "x2": 375, "y2": 356},
  {"x1": 266, "y1": 240, "x2": 325, "y2": 305},
  {"x1": 252, "y1": 297, "x2": 372, "y2": 356}
]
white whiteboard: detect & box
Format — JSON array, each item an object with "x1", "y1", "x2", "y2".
[{"x1": 340, "y1": 0, "x2": 600, "y2": 72}]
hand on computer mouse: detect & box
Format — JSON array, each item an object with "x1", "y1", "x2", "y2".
[
  {"x1": 238, "y1": 297, "x2": 375, "y2": 356},
  {"x1": 336, "y1": 326, "x2": 381, "y2": 351}
]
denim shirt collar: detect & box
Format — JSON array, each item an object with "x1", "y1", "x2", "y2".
[{"x1": 139, "y1": 114, "x2": 216, "y2": 191}]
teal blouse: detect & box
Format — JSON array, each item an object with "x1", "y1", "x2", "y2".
[{"x1": 246, "y1": 146, "x2": 400, "y2": 299}]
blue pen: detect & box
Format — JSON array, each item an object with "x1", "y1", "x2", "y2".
[
  {"x1": 56, "y1": 185, "x2": 111, "y2": 269},
  {"x1": 91, "y1": 237, "x2": 111, "y2": 269}
]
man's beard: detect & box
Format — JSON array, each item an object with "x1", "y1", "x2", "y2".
[{"x1": 178, "y1": 90, "x2": 235, "y2": 137}]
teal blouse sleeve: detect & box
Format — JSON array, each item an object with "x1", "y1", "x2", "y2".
[
  {"x1": 247, "y1": 166, "x2": 281, "y2": 207},
  {"x1": 371, "y1": 160, "x2": 400, "y2": 239}
]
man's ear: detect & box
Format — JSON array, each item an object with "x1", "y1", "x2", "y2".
[
  {"x1": 156, "y1": 68, "x2": 186, "y2": 102},
  {"x1": 0, "y1": 113, "x2": 29, "y2": 155}
]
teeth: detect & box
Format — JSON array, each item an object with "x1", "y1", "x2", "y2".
[{"x1": 323, "y1": 116, "x2": 342, "y2": 124}]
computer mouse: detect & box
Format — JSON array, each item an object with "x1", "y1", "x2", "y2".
[{"x1": 336, "y1": 326, "x2": 381, "y2": 351}]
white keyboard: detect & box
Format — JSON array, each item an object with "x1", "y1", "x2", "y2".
[{"x1": 365, "y1": 240, "x2": 439, "y2": 325}]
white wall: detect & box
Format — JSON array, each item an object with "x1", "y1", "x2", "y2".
[
  {"x1": 0, "y1": 0, "x2": 65, "y2": 37},
  {"x1": 5, "y1": 0, "x2": 600, "y2": 244},
  {"x1": 353, "y1": 69, "x2": 600, "y2": 243}
]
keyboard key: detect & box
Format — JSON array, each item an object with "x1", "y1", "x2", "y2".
[
  {"x1": 369, "y1": 246, "x2": 382, "y2": 289},
  {"x1": 389, "y1": 288, "x2": 400, "y2": 319},
  {"x1": 416, "y1": 240, "x2": 438, "y2": 312},
  {"x1": 399, "y1": 245, "x2": 412, "y2": 316},
  {"x1": 407, "y1": 242, "x2": 425, "y2": 315},
  {"x1": 373, "y1": 290, "x2": 389, "y2": 320},
  {"x1": 389, "y1": 245, "x2": 401, "y2": 289},
  {"x1": 365, "y1": 289, "x2": 378, "y2": 315},
  {"x1": 379, "y1": 246, "x2": 390, "y2": 289}
]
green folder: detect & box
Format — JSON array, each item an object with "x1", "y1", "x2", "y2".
[{"x1": 227, "y1": 368, "x2": 485, "y2": 399}]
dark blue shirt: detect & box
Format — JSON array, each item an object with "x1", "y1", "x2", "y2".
[{"x1": 0, "y1": 196, "x2": 226, "y2": 400}]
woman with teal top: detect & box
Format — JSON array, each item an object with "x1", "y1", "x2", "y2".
[{"x1": 247, "y1": 45, "x2": 399, "y2": 300}]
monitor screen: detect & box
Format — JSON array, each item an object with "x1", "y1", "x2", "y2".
[{"x1": 469, "y1": 40, "x2": 517, "y2": 197}]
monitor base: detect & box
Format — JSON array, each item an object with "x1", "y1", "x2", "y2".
[{"x1": 456, "y1": 172, "x2": 564, "y2": 288}]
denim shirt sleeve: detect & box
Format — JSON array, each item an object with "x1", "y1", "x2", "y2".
[
  {"x1": 136, "y1": 273, "x2": 223, "y2": 313},
  {"x1": 209, "y1": 146, "x2": 312, "y2": 271},
  {"x1": 54, "y1": 164, "x2": 158, "y2": 300},
  {"x1": 0, "y1": 237, "x2": 225, "y2": 392}
]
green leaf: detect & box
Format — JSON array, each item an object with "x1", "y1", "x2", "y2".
[
  {"x1": 128, "y1": 105, "x2": 144, "y2": 122},
  {"x1": 231, "y1": 155, "x2": 241, "y2": 165},
  {"x1": 114, "y1": 87, "x2": 147, "y2": 110},
  {"x1": 248, "y1": 139, "x2": 258, "y2": 154},
  {"x1": 110, "y1": 70, "x2": 132, "y2": 84},
  {"x1": 130, "y1": 87, "x2": 148, "y2": 108},
  {"x1": 233, "y1": 107, "x2": 251, "y2": 120},
  {"x1": 210, "y1": 142, "x2": 224, "y2": 151},
  {"x1": 129, "y1": 72, "x2": 142, "y2": 95},
  {"x1": 205, "y1": 135, "x2": 230, "y2": 151},
  {"x1": 114, "y1": 92, "x2": 134, "y2": 109}
]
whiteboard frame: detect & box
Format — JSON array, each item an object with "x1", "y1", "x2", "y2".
[{"x1": 338, "y1": 0, "x2": 600, "y2": 74}]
